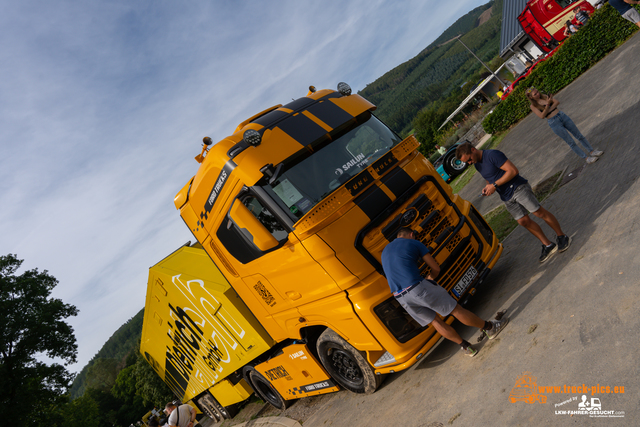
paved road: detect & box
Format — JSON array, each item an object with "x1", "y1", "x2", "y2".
[{"x1": 225, "y1": 32, "x2": 640, "y2": 427}]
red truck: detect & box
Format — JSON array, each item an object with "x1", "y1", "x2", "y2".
[{"x1": 518, "y1": 0, "x2": 597, "y2": 53}]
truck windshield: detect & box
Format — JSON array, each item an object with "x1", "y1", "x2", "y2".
[{"x1": 264, "y1": 112, "x2": 402, "y2": 218}]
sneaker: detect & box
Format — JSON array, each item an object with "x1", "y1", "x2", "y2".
[
  {"x1": 589, "y1": 150, "x2": 603, "y2": 157},
  {"x1": 462, "y1": 345, "x2": 478, "y2": 357},
  {"x1": 484, "y1": 318, "x2": 509, "y2": 340},
  {"x1": 539, "y1": 243, "x2": 558, "y2": 263},
  {"x1": 557, "y1": 234, "x2": 571, "y2": 252},
  {"x1": 586, "y1": 156, "x2": 599, "y2": 164}
]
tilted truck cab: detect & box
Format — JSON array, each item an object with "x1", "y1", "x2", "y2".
[{"x1": 143, "y1": 83, "x2": 503, "y2": 417}]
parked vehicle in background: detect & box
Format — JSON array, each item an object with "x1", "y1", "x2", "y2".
[
  {"x1": 518, "y1": 0, "x2": 597, "y2": 54},
  {"x1": 433, "y1": 141, "x2": 469, "y2": 183},
  {"x1": 500, "y1": 47, "x2": 558, "y2": 100}
]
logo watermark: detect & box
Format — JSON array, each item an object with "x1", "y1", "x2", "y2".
[{"x1": 509, "y1": 372, "x2": 625, "y2": 418}]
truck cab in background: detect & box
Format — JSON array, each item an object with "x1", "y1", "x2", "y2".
[{"x1": 518, "y1": 0, "x2": 597, "y2": 53}]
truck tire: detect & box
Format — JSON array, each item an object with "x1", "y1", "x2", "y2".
[
  {"x1": 442, "y1": 150, "x2": 467, "y2": 178},
  {"x1": 245, "y1": 366, "x2": 291, "y2": 410},
  {"x1": 316, "y1": 329, "x2": 382, "y2": 394},
  {"x1": 195, "y1": 392, "x2": 234, "y2": 421},
  {"x1": 222, "y1": 403, "x2": 238, "y2": 419}
]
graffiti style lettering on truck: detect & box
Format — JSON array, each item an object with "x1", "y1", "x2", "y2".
[{"x1": 264, "y1": 365, "x2": 291, "y2": 382}]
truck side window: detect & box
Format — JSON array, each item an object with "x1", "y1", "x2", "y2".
[
  {"x1": 556, "y1": 0, "x2": 575, "y2": 9},
  {"x1": 242, "y1": 196, "x2": 288, "y2": 241},
  {"x1": 217, "y1": 194, "x2": 288, "y2": 264}
]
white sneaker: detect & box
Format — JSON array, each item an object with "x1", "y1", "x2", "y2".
[
  {"x1": 586, "y1": 156, "x2": 599, "y2": 164},
  {"x1": 590, "y1": 150, "x2": 603, "y2": 157}
]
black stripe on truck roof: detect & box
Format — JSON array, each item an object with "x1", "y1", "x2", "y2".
[
  {"x1": 276, "y1": 113, "x2": 328, "y2": 146},
  {"x1": 305, "y1": 101, "x2": 353, "y2": 129}
]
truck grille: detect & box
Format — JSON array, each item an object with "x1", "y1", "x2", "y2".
[
  {"x1": 438, "y1": 241, "x2": 474, "y2": 294},
  {"x1": 358, "y1": 176, "x2": 489, "y2": 343}
]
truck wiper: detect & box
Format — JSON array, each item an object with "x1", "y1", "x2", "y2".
[
  {"x1": 269, "y1": 163, "x2": 284, "y2": 185},
  {"x1": 260, "y1": 162, "x2": 285, "y2": 185}
]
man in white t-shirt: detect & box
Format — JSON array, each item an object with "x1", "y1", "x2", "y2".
[{"x1": 165, "y1": 402, "x2": 196, "y2": 427}]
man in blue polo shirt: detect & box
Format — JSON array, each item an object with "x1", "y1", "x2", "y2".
[
  {"x1": 609, "y1": 0, "x2": 640, "y2": 28},
  {"x1": 381, "y1": 227, "x2": 507, "y2": 357},
  {"x1": 456, "y1": 142, "x2": 570, "y2": 262}
]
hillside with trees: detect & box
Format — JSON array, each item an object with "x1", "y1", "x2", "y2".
[
  {"x1": 69, "y1": 308, "x2": 145, "y2": 399},
  {"x1": 1, "y1": 254, "x2": 172, "y2": 427},
  {"x1": 359, "y1": 0, "x2": 504, "y2": 155},
  {"x1": 66, "y1": 306, "x2": 174, "y2": 426}
]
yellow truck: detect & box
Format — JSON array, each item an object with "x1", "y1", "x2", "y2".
[{"x1": 141, "y1": 83, "x2": 503, "y2": 420}]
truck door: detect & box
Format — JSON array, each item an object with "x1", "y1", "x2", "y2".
[{"x1": 216, "y1": 187, "x2": 342, "y2": 329}]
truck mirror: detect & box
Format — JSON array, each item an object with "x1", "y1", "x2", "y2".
[{"x1": 229, "y1": 200, "x2": 280, "y2": 252}]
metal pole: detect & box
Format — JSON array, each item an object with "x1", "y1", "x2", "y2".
[{"x1": 457, "y1": 36, "x2": 507, "y2": 87}]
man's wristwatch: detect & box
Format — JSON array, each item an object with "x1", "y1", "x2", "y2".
[{"x1": 493, "y1": 183, "x2": 498, "y2": 188}]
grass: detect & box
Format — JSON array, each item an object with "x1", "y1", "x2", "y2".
[
  {"x1": 483, "y1": 131, "x2": 507, "y2": 151},
  {"x1": 484, "y1": 171, "x2": 564, "y2": 242},
  {"x1": 449, "y1": 131, "x2": 507, "y2": 194},
  {"x1": 450, "y1": 167, "x2": 476, "y2": 194},
  {"x1": 484, "y1": 206, "x2": 518, "y2": 242},
  {"x1": 533, "y1": 170, "x2": 562, "y2": 202}
]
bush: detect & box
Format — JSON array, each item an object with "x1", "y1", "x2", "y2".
[{"x1": 482, "y1": 4, "x2": 638, "y2": 134}]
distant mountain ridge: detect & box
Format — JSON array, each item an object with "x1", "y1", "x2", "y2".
[
  {"x1": 69, "y1": 308, "x2": 144, "y2": 399},
  {"x1": 359, "y1": 0, "x2": 503, "y2": 135}
]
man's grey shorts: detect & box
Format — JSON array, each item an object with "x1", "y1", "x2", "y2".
[
  {"x1": 504, "y1": 183, "x2": 541, "y2": 220},
  {"x1": 623, "y1": 8, "x2": 640, "y2": 24},
  {"x1": 395, "y1": 279, "x2": 456, "y2": 326}
]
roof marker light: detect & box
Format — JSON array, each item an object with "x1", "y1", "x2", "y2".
[
  {"x1": 243, "y1": 129, "x2": 262, "y2": 147},
  {"x1": 337, "y1": 82, "x2": 352, "y2": 96}
]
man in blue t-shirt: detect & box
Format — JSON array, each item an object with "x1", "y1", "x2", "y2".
[
  {"x1": 381, "y1": 227, "x2": 508, "y2": 357},
  {"x1": 609, "y1": 0, "x2": 640, "y2": 27},
  {"x1": 456, "y1": 142, "x2": 570, "y2": 263}
]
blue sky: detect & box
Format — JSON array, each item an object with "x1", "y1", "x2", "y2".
[{"x1": 0, "y1": 0, "x2": 491, "y2": 372}]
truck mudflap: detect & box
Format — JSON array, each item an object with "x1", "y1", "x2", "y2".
[{"x1": 253, "y1": 343, "x2": 339, "y2": 400}]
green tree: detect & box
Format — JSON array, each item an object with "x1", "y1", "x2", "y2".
[
  {"x1": 0, "y1": 254, "x2": 78, "y2": 426},
  {"x1": 134, "y1": 353, "x2": 174, "y2": 408},
  {"x1": 109, "y1": 353, "x2": 174, "y2": 426},
  {"x1": 86, "y1": 357, "x2": 120, "y2": 391},
  {"x1": 65, "y1": 392, "x2": 101, "y2": 427},
  {"x1": 413, "y1": 108, "x2": 445, "y2": 153}
]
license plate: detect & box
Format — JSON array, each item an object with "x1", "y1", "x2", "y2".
[{"x1": 452, "y1": 266, "x2": 478, "y2": 297}]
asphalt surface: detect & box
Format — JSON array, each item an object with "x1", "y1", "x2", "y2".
[{"x1": 220, "y1": 32, "x2": 640, "y2": 427}]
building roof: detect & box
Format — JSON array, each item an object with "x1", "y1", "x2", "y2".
[
  {"x1": 500, "y1": 0, "x2": 528, "y2": 57},
  {"x1": 438, "y1": 64, "x2": 507, "y2": 130}
]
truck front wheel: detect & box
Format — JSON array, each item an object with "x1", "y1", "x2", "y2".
[
  {"x1": 245, "y1": 367, "x2": 291, "y2": 410},
  {"x1": 316, "y1": 329, "x2": 381, "y2": 394},
  {"x1": 442, "y1": 149, "x2": 467, "y2": 178}
]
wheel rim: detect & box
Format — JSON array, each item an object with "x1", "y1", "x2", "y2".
[
  {"x1": 327, "y1": 346, "x2": 364, "y2": 388},
  {"x1": 449, "y1": 157, "x2": 466, "y2": 171}
]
